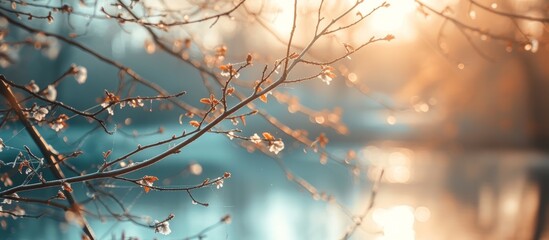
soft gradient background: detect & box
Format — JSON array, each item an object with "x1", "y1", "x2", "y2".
[{"x1": 1, "y1": 0, "x2": 549, "y2": 239}]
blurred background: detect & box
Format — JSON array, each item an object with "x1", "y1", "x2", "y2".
[{"x1": 1, "y1": 0, "x2": 549, "y2": 239}]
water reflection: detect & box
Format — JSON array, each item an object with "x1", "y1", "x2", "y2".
[{"x1": 356, "y1": 145, "x2": 548, "y2": 240}]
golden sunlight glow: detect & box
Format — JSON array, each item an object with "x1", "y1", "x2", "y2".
[
  {"x1": 352, "y1": 0, "x2": 464, "y2": 42},
  {"x1": 387, "y1": 115, "x2": 397, "y2": 125},
  {"x1": 372, "y1": 205, "x2": 416, "y2": 240},
  {"x1": 358, "y1": 0, "x2": 417, "y2": 40},
  {"x1": 264, "y1": 0, "x2": 295, "y2": 35},
  {"x1": 414, "y1": 206, "x2": 431, "y2": 222},
  {"x1": 365, "y1": 147, "x2": 414, "y2": 183},
  {"x1": 386, "y1": 151, "x2": 412, "y2": 183}
]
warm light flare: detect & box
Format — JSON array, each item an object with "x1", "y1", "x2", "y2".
[
  {"x1": 372, "y1": 205, "x2": 416, "y2": 240},
  {"x1": 359, "y1": 0, "x2": 417, "y2": 40}
]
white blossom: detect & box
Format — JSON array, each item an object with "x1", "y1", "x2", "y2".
[
  {"x1": 269, "y1": 140, "x2": 285, "y2": 155},
  {"x1": 318, "y1": 65, "x2": 336, "y2": 85},
  {"x1": 227, "y1": 131, "x2": 235, "y2": 140},
  {"x1": 128, "y1": 99, "x2": 144, "y2": 108},
  {"x1": 216, "y1": 179, "x2": 224, "y2": 189},
  {"x1": 0, "y1": 138, "x2": 4, "y2": 152},
  {"x1": 137, "y1": 178, "x2": 154, "y2": 188},
  {"x1": 0, "y1": 45, "x2": 19, "y2": 68},
  {"x1": 43, "y1": 37, "x2": 60, "y2": 60},
  {"x1": 44, "y1": 85, "x2": 57, "y2": 101},
  {"x1": 154, "y1": 220, "x2": 172, "y2": 235},
  {"x1": 0, "y1": 206, "x2": 8, "y2": 218},
  {"x1": 74, "y1": 65, "x2": 87, "y2": 84},
  {"x1": 51, "y1": 122, "x2": 64, "y2": 132},
  {"x1": 250, "y1": 133, "x2": 261, "y2": 144},
  {"x1": 11, "y1": 207, "x2": 25, "y2": 219},
  {"x1": 230, "y1": 118, "x2": 239, "y2": 125},
  {"x1": 219, "y1": 64, "x2": 240, "y2": 78},
  {"x1": 27, "y1": 80, "x2": 40, "y2": 93},
  {"x1": 319, "y1": 74, "x2": 333, "y2": 85},
  {"x1": 32, "y1": 107, "x2": 49, "y2": 121},
  {"x1": 137, "y1": 175, "x2": 158, "y2": 193},
  {"x1": 2, "y1": 193, "x2": 19, "y2": 204},
  {"x1": 101, "y1": 102, "x2": 114, "y2": 115},
  {"x1": 49, "y1": 114, "x2": 68, "y2": 132}
]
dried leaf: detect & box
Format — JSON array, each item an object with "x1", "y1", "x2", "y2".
[
  {"x1": 143, "y1": 175, "x2": 159, "y2": 183},
  {"x1": 226, "y1": 87, "x2": 235, "y2": 95},
  {"x1": 141, "y1": 175, "x2": 159, "y2": 193},
  {"x1": 219, "y1": 64, "x2": 231, "y2": 71},
  {"x1": 262, "y1": 132, "x2": 275, "y2": 141},
  {"x1": 200, "y1": 98, "x2": 212, "y2": 104},
  {"x1": 189, "y1": 120, "x2": 200, "y2": 127},
  {"x1": 260, "y1": 94, "x2": 268, "y2": 103},
  {"x1": 257, "y1": 87, "x2": 268, "y2": 103}
]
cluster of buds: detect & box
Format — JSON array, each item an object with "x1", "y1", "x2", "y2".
[{"x1": 249, "y1": 132, "x2": 285, "y2": 155}]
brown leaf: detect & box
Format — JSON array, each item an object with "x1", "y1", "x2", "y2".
[
  {"x1": 141, "y1": 175, "x2": 158, "y2": 193},
  {"x1": 200, "y1": 98, "x2": 212, "y2": 105},
  {"x1": 142, "y1": 175, "x2": 159, "y2": 183},
  {"x1": 262, "y1": 132, "x2": 275, "y2": 141},
  {"x1": 226, "y1": 87, "x2": 235, "y2": 95},
  {"x1": 259, "y1": 94, "x2": 268, "y2": 103},
  {"x1": 257, "y1": 87, "x2": 268, "y2": 103},
  {"x1": 189, "y1": 120, "x2": 200, "y2": 127},
  {"x1": 219, "y1": 64, "x2": 231, "y2": 71}
]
